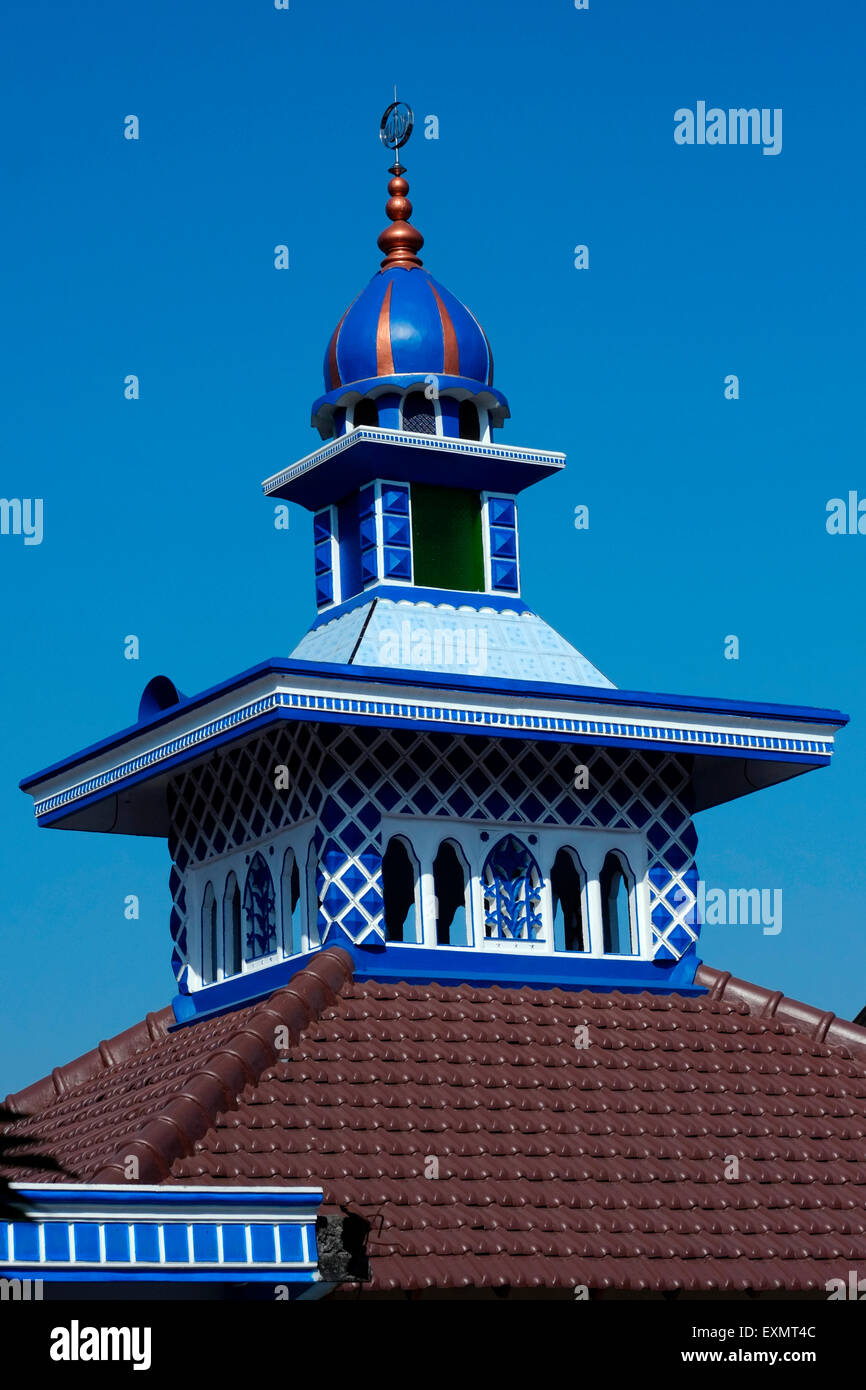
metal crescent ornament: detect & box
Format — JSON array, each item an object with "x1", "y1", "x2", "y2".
[{"x1": 379, "y1": 101, "x2": 414, "y2": 151}]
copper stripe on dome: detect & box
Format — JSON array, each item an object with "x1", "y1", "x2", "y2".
[
  {"x1": 376, "y1": 280, "x2": 395, "y2": 375},
  {"x1": 327, "y1": 306, "x2": 351, "y2": 390},
  {"x1": 428, "y1": 281, "x2": 460, "y2": 377}
]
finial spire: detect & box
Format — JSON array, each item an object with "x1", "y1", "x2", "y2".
[{"x1": 377, "y1": 98, "x2": 424, "y2": 270}]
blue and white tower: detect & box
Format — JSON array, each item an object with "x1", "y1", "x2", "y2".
[{"x1": 21, "y1": 106, "x2": 848, "y2": 1021}]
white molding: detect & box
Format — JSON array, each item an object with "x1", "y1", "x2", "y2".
[
  {"x1": 27, "y1": 672, "x2": 839, "y2": 822},
  {"x1": 261, "y1": 427, "x2": 567, "y2": 497}
]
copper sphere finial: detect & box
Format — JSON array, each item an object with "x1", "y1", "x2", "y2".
[
  {"x1": 378, "y1": 161, "x2": 424, "y2": 269},
  {"x1": 377, "y1": 100, "x2": 424, "y2": 270}
]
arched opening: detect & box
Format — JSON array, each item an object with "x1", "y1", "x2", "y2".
[
  {"x1": 433, "y1": 840, "x2": 470, "y2": 946},
  {"x1": 281, "y1": 848, "x2": 303, "y2": 955},
  {"x1": 382, "y1": 837, "x2": 420, "y2": 943},
  {"x1": 550, "y1": 848, "x2": 586, "y2": 952},
  {"x1": 600, "y1": 851, "x2": 636, "y2": 955},
  {"x1": 243, "y1": 851, "x2": 277, "y2": 961},
  {"x1": 482, "y1": 834, "x2": 544, "y2": 942},
  {"x1": 201, "y1": 881, "x2": 218, "y2": 983},
  {"x1": 402, "y1": 390, "x2": 436, "y2": 435},
  {"x1": 223, "y1": 873, "x2": 242, "y2": 977},
  {"x1": 458, "y1": 400, "x2": 480, "y2": 441},
  {"x1": 306, "y1": 840, "x2": 321, "y2": 950},
  {"x1": 353, "y1": 398, "x2": 378, "y2": 429}
]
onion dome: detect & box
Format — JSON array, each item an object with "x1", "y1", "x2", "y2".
[
  {"x1": 323, "y1": 265, "x2": 494, "y2": 392},
  {"x1": 311, "y1": 161, "x2": 509, "y2": 439}
]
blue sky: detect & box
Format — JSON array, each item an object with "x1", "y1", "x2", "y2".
[{"x1": 1, "y1": 0, "x2": 865, "y2": 1093}]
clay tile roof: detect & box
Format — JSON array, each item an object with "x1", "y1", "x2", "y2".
[{"x1": 4, "y1": 952, "x2": 866, "y2": 1294}]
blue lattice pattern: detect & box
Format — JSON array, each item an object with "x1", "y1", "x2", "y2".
[
  {"x1": 313, "y1": 507, "x2": 336, "y2": 609},
  {"x1": 358, "y1": 485, "x2": 378, "y2": 586},
  {"x1": 380, "y1": 484, "x2": 412, "y2": 581},
  {"x1": 486, "y1": 496, "x2": 519, "y2": 592},
  {"x1": 243, "y1": 850, "x2": 278, "y2": 959},
  {"x1": 167, "y1": 723, "x2": 701, "y2": 971},
  {"x1": 482, "y1": 834, "x2": 544, "y2": 940},
  {"x1": 166, "y1": 725, "x2": 325, "y2": 980}
]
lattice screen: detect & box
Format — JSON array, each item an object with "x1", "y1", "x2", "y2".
[{"x1": 166, "y1": 722, "x2": 700, "y2": 980}]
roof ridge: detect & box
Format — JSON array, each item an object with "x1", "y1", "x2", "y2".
[
  {"x1": 91, "y1": 947, "x2": 354, "y2": 1184},
  {"x1": 3, "y1": 1007, "x2": 176, "y2": 1118},
  {"x1": 695, "y1": 963, "x2": 866, "y2": 1056}
]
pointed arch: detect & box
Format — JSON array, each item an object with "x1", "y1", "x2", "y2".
[
  {"x1": 600, "y1": 850, "x2": 637, "y2": 955},
  {"x1": 382, "y1": 836, "x2": 421, "y2": 943},
  {"x1": 281, "y1": 847, "x2": 304, "y2": 956},
  {"x1": 433, "y1": 839, "x2": 472, "y2": 947},
  {"x1": 550, "y1": 847, "x2": 587, "y2": 952},
  {"x1": 243, "y1": 851, "x2": 277, "y2": 961},
  {"x1": 306, "y1": 838, "x2": 322, "y2": 951},
  {"x1": 223, "y1": 873, "x2": 242, "y2": 977},
  {"x1": 482, "y1": 834, "x2": 544, "y2": 942},
  {"x1": 201, "y1": 881, "x2": 218, "y2": 983}
]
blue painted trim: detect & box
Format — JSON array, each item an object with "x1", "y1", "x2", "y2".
[
  {"x1": 262, "y1": 427, "x2": 564, "y2": 510},
  {"x1": 170, "y1": 943, "x2": 704, "y2": 1024},
  {"x1": 31, "y1": 703, "x2": 833, "y2": 830},
  {"x1": 172, "y1": 950, "x2": 321, "y2": 1025},
  {"x1": 12, "y1": 1187, "x2": 319, "y2": 1211},
  {"x1": 2, "y1": 1186, "x2": 321, "y2": 1283},
  {"x1": 344, "y1": 942, "x2": 705, "y2": 995},
  {"x1": 0, "y1": 1268, "x2": 315, "y2": 1284},
  {"x1": 309, "y1": 585, "x2": 533, "y2": 628},
  {"x1": 20, "y1": 653, "x2": 848, "y2": 793},
  {"x1": 313, "y1": 375, "x2": 509, "y2": 415}
]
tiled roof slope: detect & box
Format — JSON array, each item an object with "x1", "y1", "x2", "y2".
[
  {"x1": 5, "y1": 951, "x2": 866, "y2": 1294},
  {"x1": 1, "y1": 951, "x2": 352, "y2": 1184}
]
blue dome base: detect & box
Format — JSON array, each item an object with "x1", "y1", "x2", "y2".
[{"x1": 311, "y1": 375, "x2": 509, "y2": 439}]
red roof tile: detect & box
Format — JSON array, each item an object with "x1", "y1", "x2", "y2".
[{"x1": 5, "y1": 950, "x2": 866, "y2": 1293}]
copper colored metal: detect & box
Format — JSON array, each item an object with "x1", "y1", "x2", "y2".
[
  {"x1": 378, "y1": 164, "x2": 424, "y2": 270},
  {"x1": 429, "y1": 281, "x2": 460, "y2": 375},
  {"x1": 327, "y1": 305, "x2": 350, "y2": 391},
  {"x1": 375, "y1": 280, "x2": 395, "y2": 375}
]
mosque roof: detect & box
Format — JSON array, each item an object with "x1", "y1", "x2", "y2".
[
  {"x1": 18, "y1": 655, "x2": 846, "y2": 836},
  {"x1": 4, "y1": 948, "x2": 866, "y2": 1296}
]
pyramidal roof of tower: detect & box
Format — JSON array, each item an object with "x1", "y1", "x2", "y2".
[{"x1": 291, "y1": 595, "x2": 617, "y2": 689}]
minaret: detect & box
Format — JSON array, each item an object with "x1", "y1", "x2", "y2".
[
  {"x1": 265, "y1": 101, "x2": 613, "y2": 688},
  {"x1": 18, "y1": 101, "x2": 847, "y2": 1023}
]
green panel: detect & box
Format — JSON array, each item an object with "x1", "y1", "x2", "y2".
[{"x1": 410, "y1": 484, "x2": 484, "y2": 591}]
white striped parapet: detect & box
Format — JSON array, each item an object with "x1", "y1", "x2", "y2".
[{"x1": 0, "y1": 1184, "x2": 322, "y2": 1286}]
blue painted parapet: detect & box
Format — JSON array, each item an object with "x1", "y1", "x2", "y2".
[{"x1": 0, "y1": 1184, "x2": 322, "y2": 1291}]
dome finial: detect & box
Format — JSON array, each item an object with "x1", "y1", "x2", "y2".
[{"x1": 377, "y1": 98, "x2": 424, "y2": 270}]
